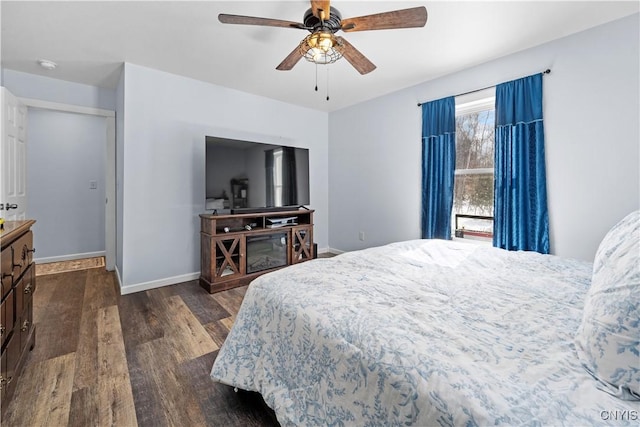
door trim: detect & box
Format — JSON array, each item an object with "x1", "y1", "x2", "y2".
[
  {"x1": 19, "y1": 98, "x2": 114, "y2": 118},
  {"x1": 20, "y1": 97, "x2": 117, "y2": 271}
]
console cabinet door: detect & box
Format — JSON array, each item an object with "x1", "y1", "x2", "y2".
[
  {"x1": 291, "y1": 226, "x2": 313, "y2": 263},
  {"x1": 212, "y1": 235, "x2": 245, "y2": 282}
]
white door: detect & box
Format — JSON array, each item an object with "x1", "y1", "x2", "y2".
[{"x1": 1, "y1": 88, "x2": 28, "y2": 220}]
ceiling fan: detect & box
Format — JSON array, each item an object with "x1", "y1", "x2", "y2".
[{"x1": 218, "y1": 1, "x2": 428, "y2": 75}]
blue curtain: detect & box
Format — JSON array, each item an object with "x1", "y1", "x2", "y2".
[
  {"x1": 494, "y1": 73, "x2": 550, "y2": 253},
  {"x1": 421, "y1": 96, "x2": 456, "y2": 239}
]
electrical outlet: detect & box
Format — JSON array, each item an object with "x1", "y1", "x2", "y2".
[{"x1": 359, "y1": 231, "x2": 365, "y2": 241}]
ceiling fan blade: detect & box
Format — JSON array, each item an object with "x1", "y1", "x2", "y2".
[
  {"x1": 311, "y1": 0, "x2": 331, "y2": 21},
  {"x1": 219, "y1": 14, "x2": 306, "y2": 30},
  {"x1": 335, "y1": 37, "x2": 376, "y2": 75},
  {"x1": 341, "y1": 6, "x2": 427, "y2": 32},
  {"x1": 276, "y1": 46, "x2": 305, "y2": 71}
]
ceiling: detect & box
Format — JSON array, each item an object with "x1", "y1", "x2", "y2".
[{"x1": 1, "y1": 1, "x2": 638, "y2": 112}]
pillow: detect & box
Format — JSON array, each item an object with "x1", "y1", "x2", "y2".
[{"x1": 576, "y1": 210, "x2": 640, "y2": 400}]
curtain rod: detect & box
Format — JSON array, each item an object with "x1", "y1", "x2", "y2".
[{"x1": 416, "y1": 69, "x2": 551, "y2": 107}]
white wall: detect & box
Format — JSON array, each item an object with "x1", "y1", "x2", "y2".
[
  {"x1": 27, "y1": 109, "x2": 106, "y2": 261},
  {"x1": 119, "y1": 63, "x2": 328, "y2": 293},
  {"x1": 328, "y1": 14, "x2": 639, "y2": 261}
]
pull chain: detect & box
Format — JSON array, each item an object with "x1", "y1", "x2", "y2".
[
  {"x1": 312, "y1": 63, "x2": 330, "y2": 101},
  {"x1": 314, "y1": 63, "x2": 318, "y2": 92},
  {"x1": 326, "y1": 67, "x2": 330, "y2": 101}
]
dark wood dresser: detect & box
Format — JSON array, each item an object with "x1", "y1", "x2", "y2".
[{"x1": 0, "y1": 220, "x2": 36, "y2": 419}]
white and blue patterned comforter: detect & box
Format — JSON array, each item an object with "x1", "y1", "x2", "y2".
[{"x1": 211, "y1": 239, "x2": 639, "y2": 426}]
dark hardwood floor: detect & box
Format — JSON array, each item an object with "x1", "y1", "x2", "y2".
[{"x1": 3, "y1": 266, "x2": 280, "y2": 426}]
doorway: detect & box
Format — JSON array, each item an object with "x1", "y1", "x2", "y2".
[{"x1": 22, "y1": 98, "x2": 116, "y2": 271}]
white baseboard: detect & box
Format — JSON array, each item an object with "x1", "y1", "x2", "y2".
[
  {"x1": 35, "y1": 251, "x2": 106, "y2": 264},
  {"x1": 324, "y1": 247, "x2": 345, "y2": 255},
  {"x1": 318, "y1": 246, "x2": 343, "y2": 255},
  {"x1": 118, "y1": 247, "x2": 343, "y2": 296},
  {"x1": 120, "y1": 272, "x2": 200, "y2": 295}
]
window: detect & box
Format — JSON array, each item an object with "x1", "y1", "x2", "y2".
[
  {"x1": 272, "y1": 148, "x2": 283, "y2": 206},
  {"x1": 453, "y1": 89, "x2": 495, "y2": 240}
]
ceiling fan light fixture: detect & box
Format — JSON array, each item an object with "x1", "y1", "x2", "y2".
[
  {"x1": 300, "y1": 31, "x2": 342, "y2": 65},
  {"x1": 220, "y1": 2, "x2": 427, "y2": 74}
]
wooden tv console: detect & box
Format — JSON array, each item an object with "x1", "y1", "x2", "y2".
[{"x1": 199, "y1": 209, "x2": 314, "y2": 294}]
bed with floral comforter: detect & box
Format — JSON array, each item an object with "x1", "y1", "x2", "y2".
[{"x1": 210, "y1": 237, "x2": 639, "y2": 426}]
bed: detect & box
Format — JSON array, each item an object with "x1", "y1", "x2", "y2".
[{"x1": 211, "y1": 211, "x2": 640, "y2": 426}]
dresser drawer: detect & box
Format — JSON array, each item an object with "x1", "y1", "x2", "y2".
[
  {"x1": 0, "y1": 290, "x2": 14, "y2": 347},
  {"x1": 11, "y1": 231, "x2": 33, "y2": 279},
  {"x1": 0, "y1": 344, "x2": 5, "y2": 401},
  {"x1": 0, "y1": 332, "x2": 20, "y2": 402},
  {"x1": 15, "y1": 264, "x2": 35, "y2": 317},
  {"x1": 1, "y1": 246, "x2": 12, "y2": 300},
  {"x1": 19, "y1": 300, "x2": 33, "y2": 350}
]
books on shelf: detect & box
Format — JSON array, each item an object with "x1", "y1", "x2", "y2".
[{"x1": 266, "y1": 216, "x2": 298, "y2": 228}]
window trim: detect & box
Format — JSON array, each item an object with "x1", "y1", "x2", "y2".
[
  {"x1": 455, "y1": 87, "x2": 495, "y2": 115},
  {"x1": 452, "y1": 89, "x2": 496, "y2": 242},
  {"x1": 454, "y1": 167, "x2": 493, "y2": 176}
]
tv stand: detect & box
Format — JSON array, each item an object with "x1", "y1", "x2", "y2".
[{"x1": 199, "y1": 209, "x2": 314, "y2": 293}]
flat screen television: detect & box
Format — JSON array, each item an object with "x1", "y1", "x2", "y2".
[{"x1": 205, "y1": 136, "x2": 310, "y2": 214}]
